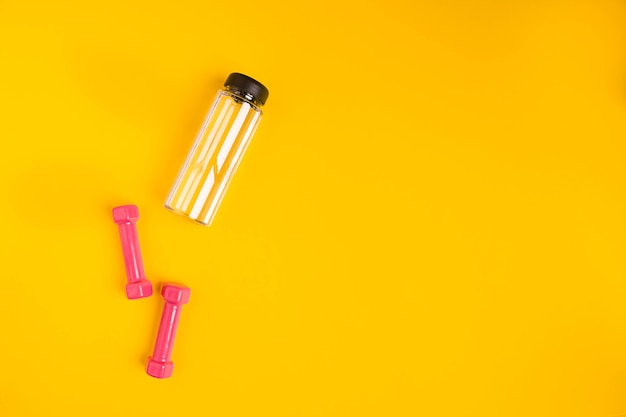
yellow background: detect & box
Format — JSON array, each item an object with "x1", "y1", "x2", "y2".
[{"x1": 0, "y1": 0, "x2": 625, "y2": 416}]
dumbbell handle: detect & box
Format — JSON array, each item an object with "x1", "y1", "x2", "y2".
[
  {"x1": 151, "y1": 302, "x2": 182, "y2": 363},
  {"x1": 116, "y1": 220, "x2": 146, "y2": 283}
]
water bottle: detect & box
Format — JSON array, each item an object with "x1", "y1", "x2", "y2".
[{"x1": 165, "y1": 73, "x2": 269, "y2": 226}]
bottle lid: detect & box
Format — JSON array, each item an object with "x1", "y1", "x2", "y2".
[{"x1": 224, "y1": 73, "x2": 269, "y2": 106}]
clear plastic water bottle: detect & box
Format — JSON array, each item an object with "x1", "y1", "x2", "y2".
[{"x1": 165, "y1": 73, "x2": 269, "y2": 226}]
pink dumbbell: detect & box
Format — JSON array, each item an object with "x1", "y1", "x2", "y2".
[
  {"x1": 147, "y1": 283, "x2": 191, "y2": 378},
  {"x1": 112, "y1": 205, "x2": 153, "y2": 299}
]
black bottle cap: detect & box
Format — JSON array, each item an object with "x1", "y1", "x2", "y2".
[{"x1": 224, "y1": 73, "x2": 269, "y2": 106}]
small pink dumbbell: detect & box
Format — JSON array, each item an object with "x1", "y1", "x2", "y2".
[
  {"x1": 147, "y1": 283, "x2": 191, "y2": 378},
  {"x1": 112, "y1": 205, "x2": 153, "y2": 299}
]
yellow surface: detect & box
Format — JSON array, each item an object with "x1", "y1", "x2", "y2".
[{"x1": 0, "y1": 0, "x2": 625, "y2": 416}]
